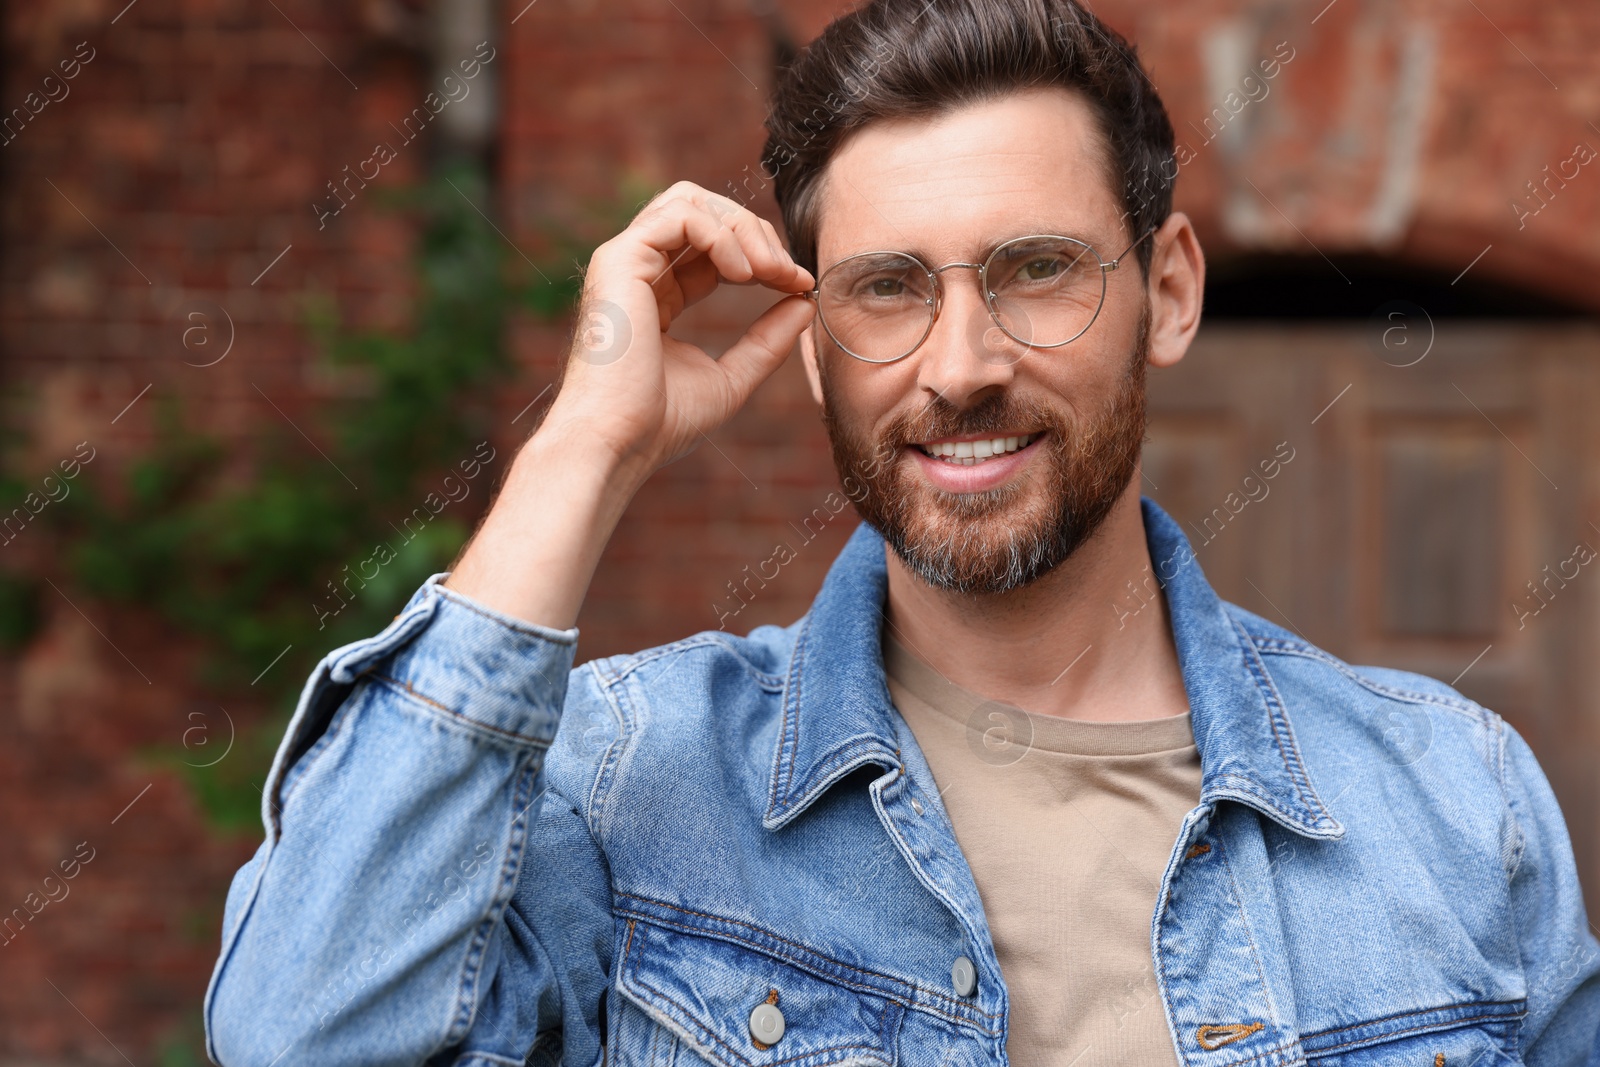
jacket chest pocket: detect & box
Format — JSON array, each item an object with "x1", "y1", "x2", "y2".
[
  {"x1": 1299, "y1": 1001, "x2": 1525, "y2": 1066},
  {"x1": 611, "y1": 917, "x2": 902, "y2": 1067}
]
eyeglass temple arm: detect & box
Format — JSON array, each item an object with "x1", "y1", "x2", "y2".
[{"x1": 1101, "y1": 224, "x2": 1159, "y2": 273}]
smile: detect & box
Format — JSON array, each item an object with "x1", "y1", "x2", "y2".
[{"x1": 915, "y1": 432, "x2": 1040, "y2": 465}]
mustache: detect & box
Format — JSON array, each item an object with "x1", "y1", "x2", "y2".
[{"x1": 879, "y1": 393, "x2": 1072, "y2": 448}]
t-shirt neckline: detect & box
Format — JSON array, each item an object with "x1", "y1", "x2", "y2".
[{"x1": 882, "y1": 631, "x2": 1196, "y2": 757}]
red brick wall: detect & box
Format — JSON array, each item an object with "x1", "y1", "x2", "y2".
[
  {"x1": 1, "y1": 1, "x2": 434, "y2": 1058},
  {"x1": 3, "y1": 0, "x2": 1599, "y2": 1058},
  {"x1": 503, "y1": 0, "x2": 1600, "y2": 659}
]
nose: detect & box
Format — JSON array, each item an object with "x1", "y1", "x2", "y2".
[{"x1": 914, "y1": 267, "x2": 1022, "y2": 408}]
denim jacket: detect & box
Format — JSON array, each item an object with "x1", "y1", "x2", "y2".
[{"x1": 205, "y1": 497, "x2": 1600, "y2": 1066}]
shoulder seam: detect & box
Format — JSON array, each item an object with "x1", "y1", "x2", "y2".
[
  {"x1": 601, "y1": 633, "x2": 786, "y2": 690},
  {"x1": 1495, "y1": 716, "x2": 1524, "y2": 881},
  {"x1": 1247, "y1": 635, "x2": 1491, "y2": 725},
  {"x1": 580, "y1": 658, "x2": 636, "y2": 845}
]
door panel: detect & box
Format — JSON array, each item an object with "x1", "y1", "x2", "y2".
[{"x1": 1144, "y1": 323, "x2": 1600, "y2": 916}]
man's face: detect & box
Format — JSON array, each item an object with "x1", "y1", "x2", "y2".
[{"x1": 802, "y1": 87, "x2": 1152, "y2": 595}]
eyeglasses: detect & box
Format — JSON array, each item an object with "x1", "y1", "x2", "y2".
[{"x1": 805, "y1": 226, "x2": 1156, "y2": 364}]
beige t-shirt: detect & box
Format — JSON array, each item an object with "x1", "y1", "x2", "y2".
[{"x1": 882, "y1": 633, "x2": 1202, "y2": 1067}]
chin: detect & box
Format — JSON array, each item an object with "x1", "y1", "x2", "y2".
[{"x1": 882, "y1": 485, "x2": 1073, "y2": 596}]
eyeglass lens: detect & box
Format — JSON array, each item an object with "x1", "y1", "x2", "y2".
[{"x1": 816, "y1": 237, "x2": 1107, "y2": 363}]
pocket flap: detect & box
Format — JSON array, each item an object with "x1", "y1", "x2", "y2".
[
  {"x1": 616, "y1": 917, "x2": 899, "y2": 1067},
  {"x1": 1300, "y1": 999, "x2": 1525, "y2": 1064}
]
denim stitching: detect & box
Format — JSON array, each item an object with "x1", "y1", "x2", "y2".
[
  {"x1": 1207, "y1": 773, "x2": 1325, "y2": 834},
  {"x1": 430, "y1": 583, "x2": 578, "y2": 642},
  {"x1": 1247, "y1": 638, "x2": 1489, "y2": 725},
  {"x1": 589, "y1": 664, "x2": 643, "y2": 844},
  {"x1": 649, "y1": 994, "x2": 670, "y2": 1067},
  {"x1": 1299, "y1": 998, "x2": 1525, "y2": 1041},
  {"x1": 1209, "y1": 1034, "x2": 1303, "y2": 1067},
  {"x1": 1152, "y1": 832, "x2": 1307, "y2": 1067},
  {"x1": 446, "y1": 755, "x2": 540, "y2": 1044},
  {"x1": 773, "y1": 739, "x2": 897, "y2": 822},
  {"x1": 617, "y1": 907, "x2": 966, "y2": 1022},
  {"x1": 607, "y1": 635, "x2": 728, "y2": 680},
  {"x1": 688, "y1": 633, "x2": 786, "y2": 690},
  {"x1": 614, "y1": 899, "x2": 1000, "y2": 1029},
  {"x1": 617, "y1": 900, "x2": 908, "y2": 993},
  {"x1": 861, "y1": 776, "x2": 1008, "y2": 1036},
  {"x1": 622, "y1": 920, "x2": 891, "y2": 1067},
  {"x1": 1492, "y1": 716, "x2": 1526, "y2": 882},
  {"x1": 603, "y1": 632, "x2": 787, "y2": 692},
  {"x1": 1304, "y1": 1010, "x2": 1521, "y2": 1054},
  {"x1": 366, "y1": 671, "x2": 556, "y2": 746},
  {"x1": 1231, "y1": 616, "x2": 1332, "y2": 827},
  {"x1": 1151, "y1": 825, "x2": 1184, "y2": 1064},
  {"x1": 769, "y1": 612, "x2": 814, "y2": 820},
  {"x1": 1212, "y1": 834, "x2": 1280, "y2": 1047}
]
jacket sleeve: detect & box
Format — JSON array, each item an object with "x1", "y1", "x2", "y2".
[
  {"x1": 1500, "y1": 717, "x2": 1600, "y2": 1066},
  {"x1": 204, "y1": 574, "x2": 618, "y2": 1067}
]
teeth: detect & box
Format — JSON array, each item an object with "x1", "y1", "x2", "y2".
[{"x1": 920, "y1": 433, "x2": 1037, "y2": 464}]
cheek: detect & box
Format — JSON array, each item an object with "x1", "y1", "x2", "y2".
[
  {"x1": 820, "y1": 341, "x2": 885, "y2": 409},
  {"x1": 1077, "y1": 292, "x2": 1148, "y2": 381},
  {"x1": 1022, "y1": 340, "x2": 1119, "y2": 416},
  {"x1": 841, "y1": 361, "x2": 921, "y2": 440}
]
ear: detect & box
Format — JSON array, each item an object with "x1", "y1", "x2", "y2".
[
  {"x1": 800, "y1": 321, "x2": 826, "y2": 408},
  {"x1": 1145, "y1": 211, "x2": 1205, "y2": 371}
]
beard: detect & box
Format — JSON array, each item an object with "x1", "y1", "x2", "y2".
[{"x1": 819, "y1": 302, "x2": 1150, "y2": 596}]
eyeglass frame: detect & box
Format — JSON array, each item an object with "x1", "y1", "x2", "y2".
[{"x1": 803, "y1": 224, "x2": 1158, "y2": 364}]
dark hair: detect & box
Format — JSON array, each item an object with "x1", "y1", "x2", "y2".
[{"x1": 761, "y1": 0, "x2": 1176, "y2": 279}]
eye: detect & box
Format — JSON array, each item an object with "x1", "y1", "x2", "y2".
[
  {"x1": 1017, "y1": 257, "x2": 1064, "y2": 281},
  {"x1": 869, "y1": 276, "x2": 906, "y2": 297}
]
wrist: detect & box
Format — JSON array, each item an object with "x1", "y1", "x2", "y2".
[
  {"x1": 532, "y1": 402, "x2": 657, "y2": 501},
  {"x1": 537, "y1": 391, "x2": 662, "y2": 492},
  {"x1": 442, "y1": 418, "x2": 652, "y2": 629}
]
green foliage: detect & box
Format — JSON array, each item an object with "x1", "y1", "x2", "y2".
[
  {"x1": 0, "y1": 568, "x2": 39, "y2": 649},
  {"x1": 0, "y1": 160, "x2": 641, "y2": 833},
  {"x1": 154, "y1": 1012, "x2": 208, "y2": 1067}
]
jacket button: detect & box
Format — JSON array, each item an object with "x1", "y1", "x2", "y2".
[
  {"x1": 952, "y1": 955, "x2": 977, "y2": 996},
  {"x1": 749, "y1": 1002, "x2": 785, "y2": 1045}
]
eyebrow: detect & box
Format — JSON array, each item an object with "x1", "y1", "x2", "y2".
[{"x1": 835, "y1": 224, "x2": 1111, "y2": 265}]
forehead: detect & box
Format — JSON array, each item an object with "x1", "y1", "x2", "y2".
[{"x1": 815, "y1": 86, "x2": 1122, "y2": 263}]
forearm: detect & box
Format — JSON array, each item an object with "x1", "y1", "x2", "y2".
[
  {"x1": 204, "y1": 580, "x2": 580, "y2": 1066},
  {"x1": 445, "y1": 411, "x2": 653, "y2": 631}
]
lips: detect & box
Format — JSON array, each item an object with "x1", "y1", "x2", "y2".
[{"x1": 916, "y1": 432, "x2": 1040, "y2": 465}]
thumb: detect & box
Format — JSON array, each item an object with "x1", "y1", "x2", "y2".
[{"x1": 716, "y1": 293, "x2": 816, "y2": 407}]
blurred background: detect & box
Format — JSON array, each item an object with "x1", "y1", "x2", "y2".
[{"x1": 2, "y1": 0, "x2": 1598, "y2": 1060}]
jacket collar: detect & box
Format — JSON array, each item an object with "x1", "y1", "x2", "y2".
[{"x1": 763, "y1": 496, "x2": 1345, "y2": 840}]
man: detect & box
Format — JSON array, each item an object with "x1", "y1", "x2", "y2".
[{"x1": 206, "y1": 0, "x2": 1600, "y2": 1063}]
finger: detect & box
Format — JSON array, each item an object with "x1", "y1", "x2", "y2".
[
  {"x1": 714, "y1": 293, "x2": 817, "y2": 410},
  {"x1": 629, "y1": 193, "x2": 812, "y2": 295},
  {"x1": 637, "y1": 183, "x2": 808, "y2": 290},
  {"x1": 645, "y1": 247, "x2": 727, "y2": 333},
  {"x1": 621, "y1": 197, "x2": 753, "y2": 288},
  {"x1": 704, "y1": 198, "x2": 813, "y2": 293},
  {"x1": 755, "y1": 215, "x2": 814, "y2": 291},
  {"x1": 664, "y1": 246, "x2": 723, "y2": 306}
]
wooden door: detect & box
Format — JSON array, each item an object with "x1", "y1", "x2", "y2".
[{"x1": 1144, "y1": 322, "x2": 1600, "y2": 916}]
